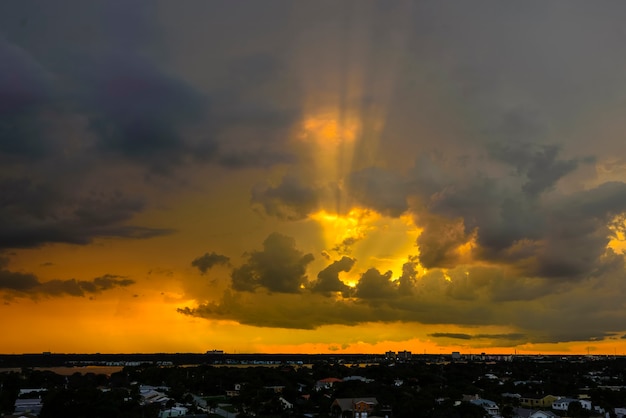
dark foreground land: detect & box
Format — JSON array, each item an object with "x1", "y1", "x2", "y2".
[
  {"x1": 0, "y1": 352, "x2": 381, "y2": 368},
  {"x1": 2, "y1": 353, "x2": 626, "y2": 418}
]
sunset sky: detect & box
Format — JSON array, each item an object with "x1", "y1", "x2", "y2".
[{"x1": 3, "y1": 1, "x2": 626, "y2": 355}]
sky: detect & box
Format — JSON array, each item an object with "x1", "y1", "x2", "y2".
[{"x1": 2, "y1": 1, "x2": 626, "y2": 355}]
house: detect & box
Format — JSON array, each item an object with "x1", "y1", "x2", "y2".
[
  {"x1": 512, "y1": 408, "x2": 559, "y2": 418},
  {"x1": 615, "y1": 407, "x2": 626, "y2": 418},
  {"x1": 226, "y1": 383, "x2": 241, "y2": 397},
  {"x1": 552, "y1": 398, "x2": 580, "y2": 411},
  {"x1": 343, "y1": 376, "x2": 374, "y2": 383},
  {"x1": 158, "y1": 406, "x2": 188, "y2": 418},
  {"x1": 529, "y1": 411, "x2": 559, "y2": 418},
  {"x1": 14, "y1": 398, "x2": 43, "y2": 416},
  {"x1": 520, "y1": 394, "x2": 559, "y2": 408},
  {"x1": 470, "y1": 398, "x2": 500, "y2": 416},
  {"x1": 18, "y1": 389, "x2": 47, "y2": 397},
  {"x1": 140, "y1": 384, "x2": 171, "y2": 393},
  {"x1": 316, "y1": 377, "x2": 343, "y2": 391},
  {"x1": 140, "y1": 388, "x2": 170, "y2": 405},
  {"x1": 331, "y1": 397, "x2": 378, "y2": 418}
]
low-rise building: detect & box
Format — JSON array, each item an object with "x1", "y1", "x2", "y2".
[
  {"x1": 158, "y1": 406, "x2": 188, "y2": 418},
  {"x1": 520, "y1": 394, "x2": 558, "y2": 408},
  {"x1": 14, "y1": 398, "x2": 43, "y2": 416},
  {"x1": 331, "y1": 397, "x2": 378, "y2": 418},
  {"x1": 529, "y1": 411, "x2": 559, "y2": 418},
  {"x1": 470, "y1": 398, "x2": 499, "y2": 416},
  {"x1": 316, "y1": 377, "x2": 342, "y2": 391},
  {"x1": 513, "y1": 409, "x2": 559, "y2": 418}
]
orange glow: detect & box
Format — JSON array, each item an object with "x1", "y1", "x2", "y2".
[
  {"x1": 456, "y1": 233, "x2": 477, "y2": 261},
  {"x1": 308, "y1": 208, "x2": 422, "y2": 288},
  {"x1": 310, "y1": 208, "x2": 379, "y2": 251},
  {"x1": 608, "y1": 214, "x2": 626, "y2": 253},
  {"x1": 300, "y1": 111, "x2": 361, "y2": 145}
]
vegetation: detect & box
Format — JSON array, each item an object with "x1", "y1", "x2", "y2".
[{"x1": 1, "y1": 356, "x2": 626, "y2": 417}]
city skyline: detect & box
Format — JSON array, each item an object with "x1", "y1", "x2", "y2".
[{"x1": 2, "y1": 1, "x2": 626, "y2": 355}]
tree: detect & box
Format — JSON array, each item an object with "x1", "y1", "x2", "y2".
[
  {"x1": 501, "y1": 405, "x2": 514, "y2": 418},
  {"x1": 568, "y1": 401, "x2": 582, "y2": 418}
]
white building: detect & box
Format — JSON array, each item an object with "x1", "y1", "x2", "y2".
[
  {"x1": 552, "y1": 398, "x2": 591, "y2": 411},
  {"x1": 158, "y1": 406, "x2": 188, "y2": 418},
  {"x1": 470, "y1": 398, "x2": 500, "y2": 416},
  {"x1": 14, "y1": 398, "x2": 43, "y2": 416},
  {"x1": 529, "y1": 411, "x2": 559, "y2": 418}
]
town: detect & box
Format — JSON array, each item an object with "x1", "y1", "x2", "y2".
[{"x1": 1, "y1": 352, "x2": 626, "y2": 418}]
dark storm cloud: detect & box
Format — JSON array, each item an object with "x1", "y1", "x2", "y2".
[
  {"x1": 0, "y1": 2, "x2": 302, "y2": 252},
  {"x1": 91, "y1": 274, "x2": 134, "y2": 291},
  {"x1": 251, "y1": 176, "x2": 320, "y2": 221},
  {"x1": 310, "y1": 256, "x2": 354, "y2": 296},
  {"x1": 331, "y1": 237, "x2": 360, "y2": 256},
  {"x1": 231, "y1": 232, "x2": 314, "y2": 293},
  {"x1": 429, "y1": 333, "x2": 471, "y2": 340},
  {"x1": 191, "y1": 242, "x2": 624, "y2": 342},
  {"x1": 179, "y1": 245, "x2": 626, "y2": 343},
  {"x1": 0, "y1": 3, "x2": 201, "y2": 250},
  {"x1": 505, "y1": 251, "x2": 626, "y2": 343},
  {"x1": 197, "y1": 55, "x2": 301, "y2": 169},
  {"x1": 0, "y1": 36, "x2": 215, "y2": 170},
  {"x1": 0, "y1": 259, "x2": 134, "y2": 298},
  {"x1": 429, "y1": 333, "x2": 526, "y2": 341},
  {"x1": 0, "y1": 269, "x2": 39, "y2": 291},
  {"x1": 415, "y1": 215, "x2": 467, "y2": 269},
  {"x1": 178, "y1": 288, "x2": 410, "y2": 330},
  {"x1": 355, "y1": 268, "x2": 397, "y2": 300},
  {"x1": 1, "y1": 9, "x2": 293, "y2": 171},
  {"x1": 0, "y1": 178, "x2": 173, "y2": 249},
  {"x1": 346, "y1": 146, "x2": 626, "y2": 281},
  {"x1": 489, "y1": 141, "x2": 580, "y2": 197},
  {"x1": 218, "y1": 148, "x2": 295, "y2": 170},
  {"x1": 177, "y1": 292, "x2": 349, "y2": 330},
  {"x1": 38, "y1": 275, "x2": 134, "y2": 297},
  {"x1": 348, "y1": 168, "x2": 409, "y2": 217},
  {"x1": 529, "y1": 182, "x2": 626, "y2": 279},
  {"x1": 0, "y1": 37, "x2": 53, "y2": 158},
  {"x1": 191, "y1": 252, "x2": 230, "y2": 275},
  {"x1": 0, "y1": 2, "x2": 208, "y2": 170},
  {"x1": 84, "y1": 56, "x2": 213, "y2": 169},
  {"x1": 397, "y1": 256, "x2": 419, "y2": 294}
]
